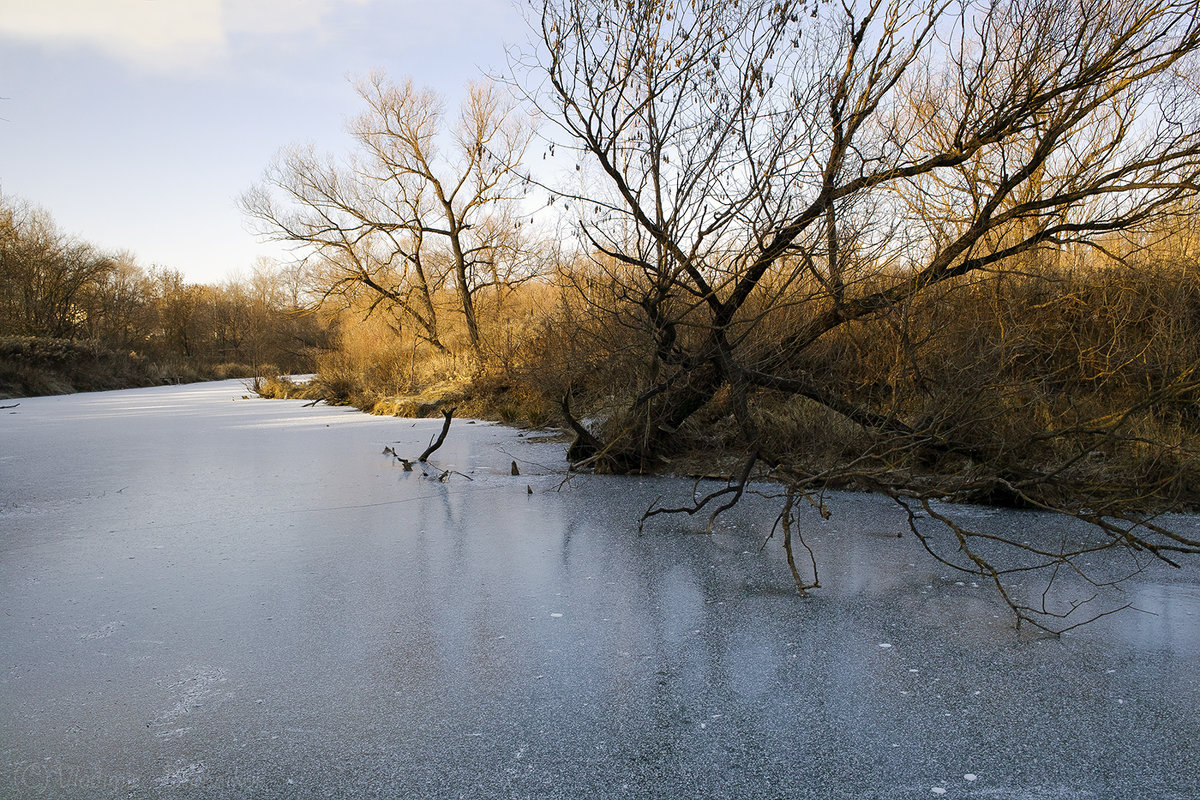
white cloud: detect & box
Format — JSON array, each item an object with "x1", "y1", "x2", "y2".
[
  {"x1": 0, "y1": 0, "x2": 227, "y2": 70},
  {"x1": 224, "y1": 0, "x2": 373, "y2": 37},
  {"x1": 0, "y1": 0, "x2": 376, "y2": 73}
]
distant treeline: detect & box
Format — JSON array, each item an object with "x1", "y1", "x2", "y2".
[{"x1": 0, "y1": 195, "x2": 328, "y2": 397}]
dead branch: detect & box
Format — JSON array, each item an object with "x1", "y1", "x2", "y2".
[
  {"x1": 559, "y1": 394, "x2": 605, "y2": 461},
  {"x1": 892, "y1": 494, "x2": 1147, "y2": 634},
  {"x1": 419, "y1": 407, "x2": 456, "y2": 462},
  {"x1": 639, "y1": 452, "x2": 759, "y2": 535},
  {"x1": 762, "y1": 488, "x2": 821, "y2": 594}
]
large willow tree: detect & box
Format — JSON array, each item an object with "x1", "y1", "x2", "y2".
[{"x1": 521, "y1": 0, "x2": 1200, "y2": 629}]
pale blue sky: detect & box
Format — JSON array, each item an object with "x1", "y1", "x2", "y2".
[{"x1": 0, "y1": 0, "x2": 534, "y2": 284}]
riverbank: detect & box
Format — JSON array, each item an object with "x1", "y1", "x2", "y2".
[
  {"x1": 253, "y1": 370, "x2": 1200, "y2": 517},
  {"x1": 0, "y1": 336, "x2": 268, "y2": 399}
]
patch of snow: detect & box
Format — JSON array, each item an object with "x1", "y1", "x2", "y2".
[
  {"x1": 155, "y1": 762, "x2": 205, "y2": 788},
  {"x1": 154, "y1": 726, "x2": 193, "y2": 739},
  {"x1": 157, "y1": 667, "x2": 227, "y2": 724},
  {"x1": 80, "y1": 621, "x2": 123, "y2": 640}
]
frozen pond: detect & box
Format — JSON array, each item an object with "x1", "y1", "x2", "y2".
[{"x1": 2, "y1": 381, "x2": 1198, "y2": 799}]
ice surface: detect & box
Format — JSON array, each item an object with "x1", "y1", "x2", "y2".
[{"x1": 1, "y1": 381, "x2": 1199, "y2": 799}]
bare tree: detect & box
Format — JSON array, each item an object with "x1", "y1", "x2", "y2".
[
  {"x1": 522, "y1": 0, "x2": 1200, "y2": 629},
  {"x1": 0, "y1": 196, "x2": 115, "y2": 339},
  {"x1": 243, "y1": 74, "x2": 534, "y2": 355},
  {"x1": 242, "y1": 141, "x2": 447, "y2": 350},
  {"x1": 78, "y1": 251, "x2": 155, "y2": 349},
  {"x1": 150, "y1": 267, "x2": 204, "y2": 359}
]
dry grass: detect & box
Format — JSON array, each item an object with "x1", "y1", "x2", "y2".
[{"x1": 261, "y1": 245, "x2": 1200, "y2": 509}]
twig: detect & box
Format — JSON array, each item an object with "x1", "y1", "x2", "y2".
[{"x1": 419, "y1": 461, "x2": 474, "y2": 481}]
